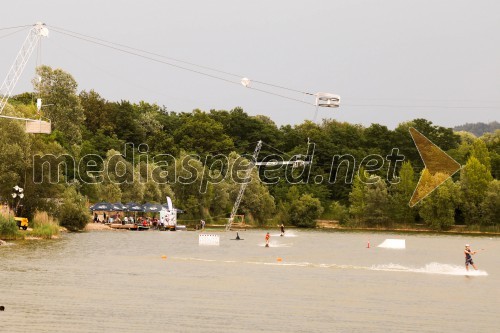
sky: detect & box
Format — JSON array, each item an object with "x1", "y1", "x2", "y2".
[{"x1": 1, "y1": 0, "x2": 499, "y2": 129}]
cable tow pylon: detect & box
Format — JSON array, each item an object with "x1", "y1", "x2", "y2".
[
  {"x1": 225, "y1": 140, "x2": 263, "y2": 231},
  {"x1": 0, "y1": 22, "x2": 48, "y2": 114}
]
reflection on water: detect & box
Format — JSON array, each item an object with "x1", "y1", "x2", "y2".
[{"x1": 0, "y1": 230, "x2": 498, "y2": 333}]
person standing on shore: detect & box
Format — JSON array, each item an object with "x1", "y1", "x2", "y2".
[{"x1": 464, "y1": 244, "x2": 479, "y2": 271}]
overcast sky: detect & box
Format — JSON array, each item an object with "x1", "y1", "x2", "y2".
[{"x1": 1, "y1": 0, "x2": 499, "y2": 129}]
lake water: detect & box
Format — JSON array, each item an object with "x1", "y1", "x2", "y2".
[{"x1": 1, "y1": 229, "x2": 499, "y2": 332}]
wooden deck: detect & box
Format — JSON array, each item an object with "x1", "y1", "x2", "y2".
[{"x1": 110, "y1": 223, "x2": 138, "y2": 230}]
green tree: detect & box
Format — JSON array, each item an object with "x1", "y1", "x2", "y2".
[
  {"x1": 33, "y1": 65, "x2": 85, "y2": 145},
  {"x1": 364, "y1": 177, "x2": 390, "y2": 226},
  {"x1": 288, "y1": 194, "x2": 323, "y2": 228},
  {"x1": 481, "y1": 130, "x2": 499, "y2": 179},
  {"x1": 480, "y1": 180, "x2": 500, "y2": 226},
  {"x1": 136, "y1": 102, "x2": 174, "y2": 155},
  {"x1": 174, "y1": 110, "x2": 233, "y2": 155},
  {"x1": 237, "y1": 175, "x2": 276, "y2": 225},
  {"x1": 470, "y1": 139, "x2": 491, "y2": 172},
  {"x1": 0, "y1": 118, "x2": 28, "y2": 203},
  {"x1": 79, "y1": 90, "x2": 111, "y2": 134},
  {"x1": 168, "y1": 151, "x2": 205, "y2": 210},
  {"x1": 224, "y1": 152, "x2": 276, "y2": 225},
  {"x1": 209, "y1": 107, "x2": 282, "y2": 153},
  {"x1": 107, "y1": 101, "x2": 146, "y2": 146},
  {"x1": 460, "y1": 156, "x2": 493, "y2": 224},
  {"x1": 418, "y1": 174, "x2": 459, "y2": 230},
  {"x1": 388, "y1": 161, "x2": 417, "y2": 224},
  {"x1": 329, "y1": 201, "x2": 348, "y2": 224},
  {"x1": 348, "y1": 170, "x2": 368, "y2": 224},
  {"x1": 447, "y1": 131, "x2": 476, "y2": 165},
  {"x1": 364, "y1": 123, "x2": 395, "y2": 154},
  {"x1": 57, "y1": 187, "x2": 90, "y2": 231},
  {"x1": 97, "y1": 183, "x2": 122, "y2": 203}
]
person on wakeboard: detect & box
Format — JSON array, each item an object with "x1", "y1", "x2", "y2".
[
  {"x1": 265, "y1": 232, "x2": 270, "y2": 247},
  {"x1": 464, "y1": 244, "x2": 479, "y2": 271},
  {"x1": 280, "y1": 223, "x2": 285, "y2": 237}
]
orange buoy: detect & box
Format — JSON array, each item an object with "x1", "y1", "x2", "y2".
[
  {"x1": 161, "y1": 255, "x2": 167, "y2": 259},
  {"x1": 277, "y1": 257, "x2": 282, "y2": 262}
]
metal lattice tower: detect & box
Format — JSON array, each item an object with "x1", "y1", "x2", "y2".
[
  {"x1": 0, "y1": 22, "x2": 49, "y2": 114},
  {"x1": 225, "y1": 140, "x2": 262, "y2": 231}
]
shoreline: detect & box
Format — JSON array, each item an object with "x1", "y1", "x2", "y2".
[
  {"x1": 39, "y1": 220, "x2": 499, "y2": 237},
  {"x1": 314, "y1": 220, "x2": 500, "y2": 235},
  {"x1": 3, "y1": 223, "x2": 498, "y2": 242},
  {"x1": 315, "y1": 225, "x2": 500, "y2": 236},
  {"x1": 179, "y1": 221, "x2": 500, "y2": 236}
]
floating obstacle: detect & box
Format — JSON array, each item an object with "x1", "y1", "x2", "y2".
[
  {"x1": 378, "y1": 239, "x2": 406, "y2": 249},
  {"x1": 199, "y1": 234, "x2": 220, "y2": 246}
]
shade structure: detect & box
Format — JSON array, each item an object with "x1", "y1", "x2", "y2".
[
  {"x1": 90, "y1": 202, "x2": 113, "y2": 211},
  {"x1": 125, "y1": 202, "x2": 144, "y2": 212},
  {"x1": 111, "y1": 202, "x2": 126, "y2": 211},
  {"x1": 142, "y1": 203, "x2": 163, "y2": 213}
]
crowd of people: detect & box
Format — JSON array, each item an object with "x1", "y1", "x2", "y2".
[{"x1": 93, "y1": 212, "x2": 170, "y2": 229}]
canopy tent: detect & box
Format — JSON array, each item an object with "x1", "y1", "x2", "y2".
[
  {"x1": 90, "y1": 202, "x2": 114, "y2": 211},
  {"x1": 90, "y1": 202, "x2": 184, "y2": 213},
  {"x1": 111, "y1": 202, "x2": 126, "y2": 211},
  {"x1": 125, "y1": 202, "x2": 144, "y2": 212}
]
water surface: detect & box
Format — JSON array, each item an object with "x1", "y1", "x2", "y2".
[{"x1": 1, "y1": 230, "x2": 498, "y2": 332}]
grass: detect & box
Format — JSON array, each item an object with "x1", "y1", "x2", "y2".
[
  {"x1": 0, "y1": 206, "x2": 22, "y2": 240},
  {"x1": 0, "y1": 209, "x2": 60, "y2": 240},
  {"x1": 27, "y1": 211, "x2": 60, "y2": 239},
  {"x1": 456, "y1": 224, "x2": 500, "y2": 233}
]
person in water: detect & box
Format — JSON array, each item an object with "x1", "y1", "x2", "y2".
[
  {"x1": 464, "y1": 244, "x2": 478, "y2": 271},
  {"x1": 280, "y1": 223, "x2": 285, "y2": 236},
  {"x1": 265, "y1": 232, "x2": 270, "y2": 247}
]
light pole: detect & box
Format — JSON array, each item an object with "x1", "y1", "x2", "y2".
[{"x1": 11, "y1": 185, "x2": 24, "y2": 217}]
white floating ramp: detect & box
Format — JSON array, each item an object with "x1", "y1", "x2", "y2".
[
  {"x1": 199, "y1": 234, "x2": 220, "y2": 246},
  {"x1": 378, "y1": 239, "x2": 406, "y2": 249}
]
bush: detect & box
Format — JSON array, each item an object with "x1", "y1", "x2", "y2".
[
  {"x1": 288, "y1": 194, "x2": 324, "y2": 228},
  {"x1": 57, "y1": 188, "x2": 90, "y2": 231},
  {"x1": 329, "y1": 201, "x2": 349, "y2": 224},
  {"x1": 0, "y1": 212, "x2": 21, "y2": 240}
]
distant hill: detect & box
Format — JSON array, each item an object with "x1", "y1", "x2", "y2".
[{"x1": 454, "y1": 121, "x2": 499, "y2": 137}]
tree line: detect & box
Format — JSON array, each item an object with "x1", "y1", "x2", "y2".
[{"x1": 1, "y1": 65, "x2": 498, "y2": 230}]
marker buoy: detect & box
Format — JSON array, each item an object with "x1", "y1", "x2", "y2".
[
  {"x1": 367, "y1": 241, "x2": 370, "y2": 248},
  {"x1": 161, "y1": 255, "x2": 167, "y2": 260},
  {"x1": 277, "y1": 257, "x2": 282, "y2": 262}
]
